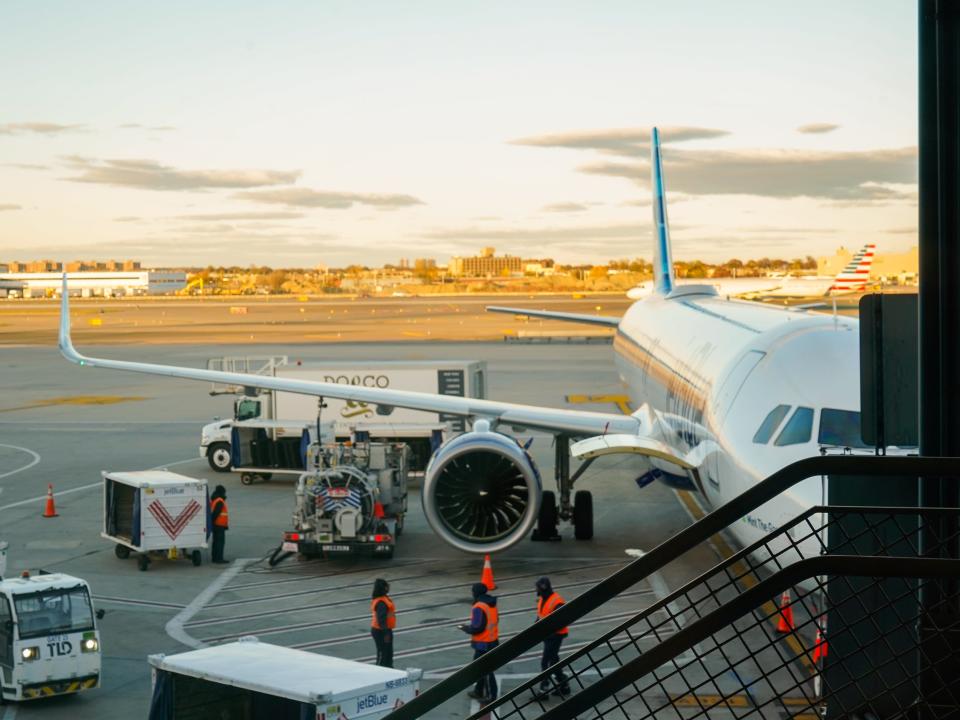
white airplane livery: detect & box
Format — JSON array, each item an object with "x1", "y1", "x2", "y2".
[{"x1": 58, "y1": 127, "x2": 864, "y2": 558}]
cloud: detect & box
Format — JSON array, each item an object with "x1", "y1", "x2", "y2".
[
  {"x1": 63, "y1": 156, "x2": 300, "y2": 191},
  {"x1": 119, "y1": 123, "x2": 176, "y2": 132},
  {"x1": 174, "y1": 211, "x2": 305, "y2": 221},
  {"x1": 510, "y1": 126, "x2": 729, "y2": 157},
  {"x1": 797, "y1": 123, "x2": 840, "y2": 134},
  {"x1": 542, "y1": 202, "x2": 590, "y2": 213},
  {"x1": 235, "y1": 187, "x2": 424, "y2": 209},
  {"x1": 0, "y1": 204, "x2": 22, "y2": 211},
  {"x1": 113, "y1": 216, "x2": 141, "y2": 222},
  {"x1": 578, "y1": 147, "x2": 917, "y2": 200},
  {"x1": 0, "y1": 122, "x2": 85, "y2": 135},
  {"x1": 4, "y1": 163, "x2": 49, "y2": 171}
]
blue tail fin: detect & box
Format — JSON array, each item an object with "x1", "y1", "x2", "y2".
[{"x1": 651, "y1": 127, "x2": 675, "y2": 295}]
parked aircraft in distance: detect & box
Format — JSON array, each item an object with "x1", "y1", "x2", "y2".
[
  {"x1": 625, "y1": 243, "x2": 876, "y2": 301},
  {"x1": 59, "y1": 128, "x2": 863, "y2": 559}
]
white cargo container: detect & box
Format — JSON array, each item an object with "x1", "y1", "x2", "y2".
[
  {"x1": 148, "y1": 639, "x2": 421, "y2": 720},
  {"x1": 102, "y1": 471, "x2": 209, "y2": 571},
  {"x1": 200, "y1": 360, "x2": 485, "y2": 473}
]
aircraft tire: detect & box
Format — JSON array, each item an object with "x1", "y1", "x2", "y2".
[
  {"x1": 573, "y1": 490, "x2": 593, "y2": 540},
  {"x1": 207, "y1": 443, "x2": 232, "y2": 472},
  {"x1": 538, "y1": 490, "x2": 558, "y2": 537}
]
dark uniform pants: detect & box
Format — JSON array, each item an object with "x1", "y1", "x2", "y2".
[
  {"x1": 372, "y1": 628, "x2": 393, "y2": 668},
  {"x1": 472, "y1": 642, "x2": 499, "y2": 700},
  {"x1": 540, "y1": 634, "x2": 568, "y2": 688},
  {"x1": 211, "y1": 528, "x2": 226, "y2": 562}
]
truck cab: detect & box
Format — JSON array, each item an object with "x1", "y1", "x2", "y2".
[
  {"x1": 0, "y1": 573, "x2": 102, "y2": 702},
  {"x1": 199, "y1": 396, "x2": 264, "y2": 471}
]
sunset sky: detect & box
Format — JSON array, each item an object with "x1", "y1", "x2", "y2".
[{"x1": 0, "y1": 1, "x2": 918, "y2": 268}]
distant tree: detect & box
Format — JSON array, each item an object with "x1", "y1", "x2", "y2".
[{"x1": 267, "y1": 270, "x2": 288, "y2": 293}]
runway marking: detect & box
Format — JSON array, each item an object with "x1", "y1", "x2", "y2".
[
  {"x1": 208, "y1": 559, "x2": 627, "y2": 609},
  {"x1": 0, "y1": 444, "x2": 40, "y2": 479},
  {"x1": 188, "y1": 567, "x2": 642, "y2": 629},
  {"x1": 0, "y1": 395, "x2": 149, "y2": 413},
  {"x1": 0, "y1": 704, "x2": 16, "y2": 720},
  {"x1": 674, "y1": 490, "x2": 815, "y2": 675},
  {"x1": 0, "y1": 457, "x2": 197, "y2": 513},
  {"x1": 224, "y1": 559, "x2": 436, "y2": 590},
  {"x1": 92, "y1": 594, "x2": 186, "y2": 610},
  {"x1": 165, "y1": 559, "x2": 252, "y2": 649}
]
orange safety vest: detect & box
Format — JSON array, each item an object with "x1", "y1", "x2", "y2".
[
  {"x1": 472, "y1": 601, "x2": 499, "y2": 643},
  {"x1": 537, "y1": 592, "x2": 568, "y2": 636},
  {"x1": 371, "y1": 596, "x2": 396, "y2": 630},
  {"x1": 211, "y1": 497, "x2": 229, "y2": 528}
]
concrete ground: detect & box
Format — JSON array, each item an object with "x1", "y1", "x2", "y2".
[{"x1": 0, "y1": 340, "x2": 795, "y2": 719}]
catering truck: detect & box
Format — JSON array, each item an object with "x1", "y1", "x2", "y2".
[
  {"x1": 200, "y1": 360, "x2": 485, "y2": 473},
  {"x1": 148, "y1": 638, "x2": 421, "y2": 720},
  {"x1": 0, "y1": 572, "x2": 103, "y2": 702}
]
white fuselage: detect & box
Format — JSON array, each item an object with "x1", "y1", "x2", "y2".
[{"x1": 613, "y1": 287, "x2": 859, "y2": 553}]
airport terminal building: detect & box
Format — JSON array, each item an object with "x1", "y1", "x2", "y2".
[{"x1": 0, "y1": 270, "x2": 187, "y2": 297}]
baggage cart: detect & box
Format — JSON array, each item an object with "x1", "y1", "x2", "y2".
[{"x1": 102, "y1": 470, "x2": 209, "y2": 571}]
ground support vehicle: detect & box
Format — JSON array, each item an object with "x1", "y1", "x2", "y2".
[
  {"x1": 0, "y1": 572, "x2": 102, "y2": 702},
  {"x1": 148, "y1": 638, "x2": 421, "y2": 719},
  {"x1": 200, "y1": 359, "x2": 485, "y2": 472},
  {"x1": 229, "y1": 419, "x2": 330, "y2": 485},
  {"x1": 102, "y1": 471, "x2": 209, "y2": 571},
  {"x1": 275, "y1": 440, "x2": 411, "y2": 562}
]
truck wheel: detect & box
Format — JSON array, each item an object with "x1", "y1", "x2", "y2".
[
  {"x1": 573, "y1": 490, "x2": 594, "y2": 540},
  {"x1": 114, "y1": 544, "x2": 131, "y2": 560},
  {"x1": 538, "y1": 490, "x2": 559, "y2": 538},
  {"x1": 138, "y1": 555, "x2": 150, "y2": 572},
  {"x1": 207, "y1": 443, "x2": 233, "y2": 472},
  {"x1": 191, "y1": 550, "x2": 202, "y2": 566},
  {"x1": 260, "y1": 473, "x2": 272, "y2": 482},
  {"x1": 241, "y1": 473, "x2": 255, "y2": 485}
]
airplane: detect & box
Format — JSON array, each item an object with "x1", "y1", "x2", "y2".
[
  {"x1": 623, "y1": 243, "x2": 877, "y2": 301},
  {"x1": 58, "y1": 127, "x2": 863, "y2": 559}
]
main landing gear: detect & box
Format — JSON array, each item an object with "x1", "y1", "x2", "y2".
[{"x1": 533, "y1": 435, "x2": 594, "y2": 542}]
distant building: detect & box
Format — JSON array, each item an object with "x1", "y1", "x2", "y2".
[
  {"x1": 398, "y1": 258, "x2": 410, "y2": 269},
  {"x1": 448, "y1": 248, "x2": 522, "y2": 277},
  {"x1": 0, "y1": 270, "x2": 187, "y2": 297},
  {"x1": 414, "y1": 258, "x2": 437, "y2": 272}
]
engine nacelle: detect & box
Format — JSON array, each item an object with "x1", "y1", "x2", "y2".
[{"x1": 422, "y1": 426, "x2": 541, "y2": 554}]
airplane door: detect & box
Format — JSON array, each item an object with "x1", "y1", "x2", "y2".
[{"x1": 707, "y1": 350, "x2": 765, "y2": 498}]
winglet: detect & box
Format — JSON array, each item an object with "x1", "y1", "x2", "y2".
[
  {"x1": 651, "y1": 127, "x2": 675, "y2": 295},
  {"x1": 58, "y1": 274, "x2": 86, "y2": 366}
]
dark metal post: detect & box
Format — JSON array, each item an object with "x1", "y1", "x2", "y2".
[{"x1": 917, "y1": 1, "x2": 960, "y2": 715}]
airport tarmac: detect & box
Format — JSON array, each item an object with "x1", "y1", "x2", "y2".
[
  {"x1": 0, "y1": 341, "x2": 685, "y2": 717},
  {"x1": 0, "y1": 339, "x2": 800, "y2": 718}
]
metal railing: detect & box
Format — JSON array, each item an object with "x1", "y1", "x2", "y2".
[{"x1": 385, "y1": 455, "x2": 960, "y2": 720}]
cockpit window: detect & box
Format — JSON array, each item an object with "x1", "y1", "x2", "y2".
[
  {"x1": 819, "y1": 408, "x2": 870, "y2": 448},
  {"x1": 753, "y1": 405, "x2": 791, "y2": 444},
  {"x1": 774, "y1": 406, "x2": 814, "y2": 446}
]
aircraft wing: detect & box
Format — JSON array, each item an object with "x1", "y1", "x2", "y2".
[
  {"x1": 57, "y1": 280, "x2": 638, "y2": 437},
  {"x1": 486, "y1": 305, "x2": 620, "y2": 327}
]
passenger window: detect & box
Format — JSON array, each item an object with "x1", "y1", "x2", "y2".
[
  {"x1": 752, "y1": 405, "x2": 791, "y2": 444},
  {"x1": 774, "y1": 407, "x2": 814, "y2": 446}
]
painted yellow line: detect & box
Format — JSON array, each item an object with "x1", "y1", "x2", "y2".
[
  {"x1": 566, "y1": 393, "x2": 633, "y2": 415},
  {"x1": 671, "y1": 693, "x2": 750, "y2": 707},
  {"x1": 675, "y1": 490, "x2": 815, "y2": 674},
  {"x1": 0, "y1": 395, "x2": 149, "y2": 413}
]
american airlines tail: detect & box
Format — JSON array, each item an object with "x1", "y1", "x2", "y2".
[{"x1": 829, "y1": 243, "x2": 876, "y2": 293}]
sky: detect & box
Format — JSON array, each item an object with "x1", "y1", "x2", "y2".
[{"x1": 0, "y1": 1, "x2": 919, "y2": 268}]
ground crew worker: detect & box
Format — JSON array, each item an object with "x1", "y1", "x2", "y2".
[
  {"x1": 371, "y1": 578, "x2": 395, "y2": 668},
  {"x1": 459, "y1": 582, "x2": 499, "y2": 703},
  {"x1": 534, "y1": 577, "x2": 570, "y2": 699},
  {"x1": 210, "y1": 485, "x2": 229, "y2": 564}
]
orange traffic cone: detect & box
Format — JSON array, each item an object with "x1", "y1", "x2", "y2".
[
  {"x1": 480, "y1": 554, "x2": 496, "y2": 591},
  {"x1": 812, "y1": 617, "x2": 828, "y2": 662},
  {"x1": 373, "y1": 501, "x2": 385, "y2": 519},
  {"x1": 775, "y1": 589, "x2": 794, "y2": 633},
  {"x1": 42, "y1": 484, "x2": 58, "y2": 518}
]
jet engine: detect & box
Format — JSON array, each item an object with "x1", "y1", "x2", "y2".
[{"x1": 421, "y1": 421, "x2": 541, "y2": 554}]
